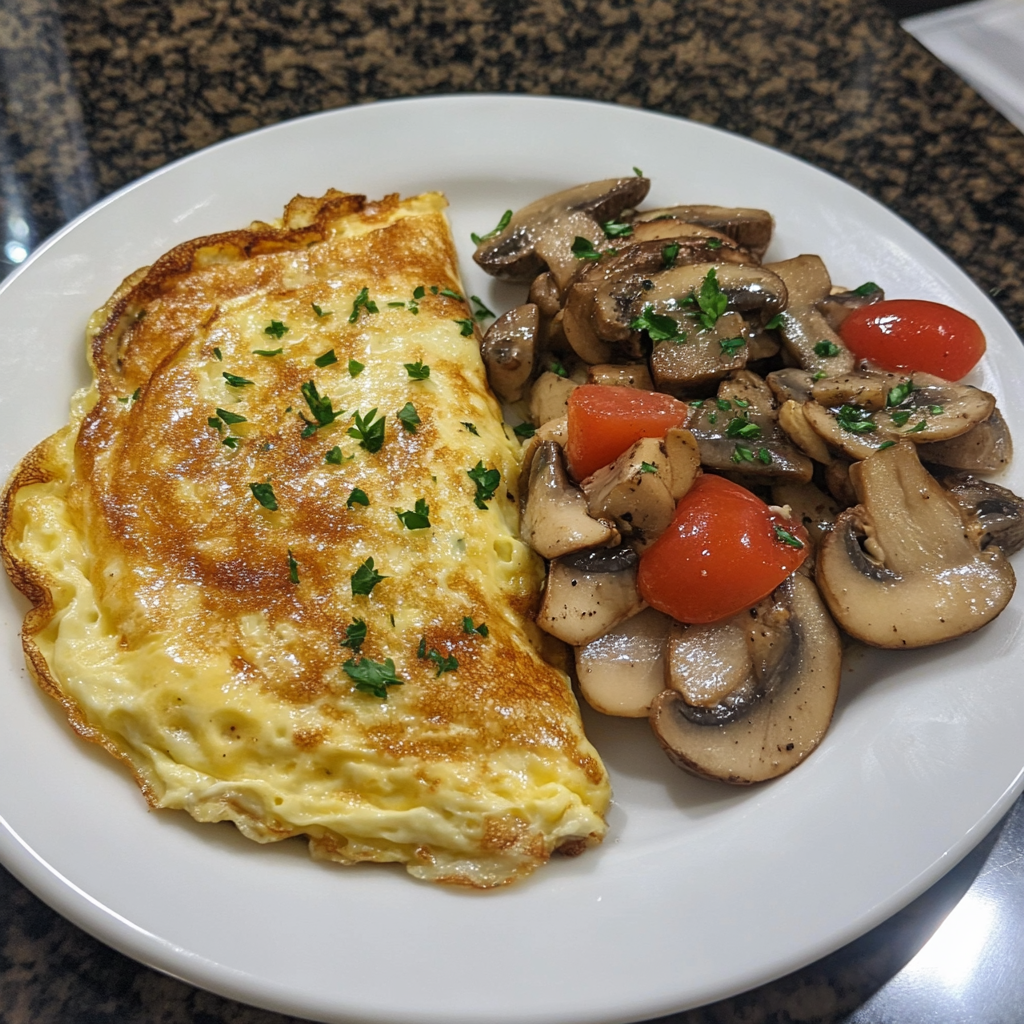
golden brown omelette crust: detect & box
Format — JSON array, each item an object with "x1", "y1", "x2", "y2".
[{"x1": 2, "y1": 189, "x2": 608, "y2": 885}]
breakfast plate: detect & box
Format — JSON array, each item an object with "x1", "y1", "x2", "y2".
[{"x1": 1, "y1": 94, "x2": 1023, "y2": 1024}]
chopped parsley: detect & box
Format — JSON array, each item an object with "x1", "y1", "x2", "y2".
[
  {"x1": 852, "y1": 281, "x2": 881, "y2": 297},
  {"x1": 602, "y1": 218, "x2": 633, "y2": 239},
  {"x1": 929, "y1": 404, "x2": 944, "y2": 416},
  {"x1": 463, "y1": 617, "x2": 489, "y2": 637},
  {"x1": 325, "y1": 446, "x2": 352, "y2": 465},
  {"x1": 348, "y1": 287, "x2": 379, "y2": 323},
  {"x1": 222, "y1": 436, "x2": 240, "y2": 449},
  {"x1": 397, "y1": 402, "x2": 420, "y2": 433},
  {"x1": 813, "y1": 370, "x2": 828, "y2": 380},
  {"x1": 340, "y1": 619, "x2": 367, "y2": 651},
  {"x1": 312, "y1": 303, "x2": 333, "y2": 318},
  {"x1": 347, "y1": 488, "x2": 369, "y2": 508},
  {"x1": 351, "y1": 557, "x2": 387, "y2": 596},
  {"x1": 396, "y1": 498, "x2": 431, "y2": 530},
  {"x1": 471, "y1": 295, "x2": 495, "y2": 321},
  {"x1": 906, "y1": 419, "x2": 928, "y2": 433},
  {"x1": 774, "y1": 525, "x2": 805, "y2": 549},
  {"x1": 213, "y1": 347, "x2": 222, "y2": 360},
  {"x1": 719, "y1": 336, "x2": 745, "y2": 356},
  {"x1": 413, "y1": 286, "x2": 426, "y2": 300},
  {"x1": 223, "y1": 371, "x2": 254, "y2": 388},
  {"x1": 877, "y1": 440, "x2": 896, "y2": 450},
  {"x1": 440, "y1": 287, "x2": 464, "y2": 301},
  {"x1": 706, "y1": 237, "x2": 723, "y2": 250},
  {"x1": 348, "y1": 408, "x2": 386, "y2": 452},
  {"x1": 454, "y1": 318, "x2": 476, "y2": 337},
  {"x1": 117, "y1": 388, "x2": 141, "y2": 405},
  {"x1": 471, "y1": 209, "x2": 512, "y2": 246},
  {"x1": 716, "y1": 398, "x2": 732, "y2": 411},
  {"x1": 348, "y1": 358, "x2": 364, "y2": 377},
  {"x1": 764, "y1": 313, "x2": 784, "y2": 331},
  {"x1": 731, "y1": 445, "x2": 755, "y2": 463},
  {"x1": 630, "y1": 304, "x2": 685, "y2": 342},
  {"x1": 549, "y1": 358, "x2": 568, "y2": 378},
  {"x1": 662, "y1": 241, "x2": 680, "y2": 268},
  {"x1": 405, "y1": 361, "x2": 430, "y2": 380},
  {"x1": 344, "y1": 657, "x2": 403, "y2": 699},
  {"x1": 640, "y1": 461, "x2": 658, "y2": 474},
  {"x1": 836, "y1": 404, "x2": 876, "y2": 434},
  {"x1": 733, "y1": 398, "x2": 750, "y2": 408},
  {"x1": 694, "y1": 267, "x2": 729, "y2": 330},
  {"x1": 890, "y1": 409, "x2": 912, "y2": 427},
  {"x1": 813, "y1": 339, "x2": 841, "y2": 357},
  {"x1": 726, "y1": 417, "x2": 762, "y2": 440},
  {"x1": 689, "y1": 399, "x2": 704, "y2": 407},
  {"x1": 264, "y1": 320, "x2": 289, "y2": 340},
  {"x1": 314, "y1": 349, "x2": 338, "y2": 368},
  {"x1": 299, "y1": 380, "x2": 339, "y2": 435},
  {"x1": 468, "y1": 461, "x2": 500, "y2": 510},
  {"x1": 216, "y1": 407, "x2": 247, "y2": 425},
  {"x1": 513, "y1": 422, "x2": 536, "y2": 440},
  {"x1": 253, "y1": 348, "x2": 283, "y2": 357},
  {"x1": 571, "y1": 236, "x2": 603, "y2": 261},
  {"x1": 287, "y1": 548, "x2": 299, "y2": 584},
  {"x1": 461, "y1": 421, "x2": 479, "y2": 435},
  {"x1": 757, "y1": 447, "x2": 773, "y2": 464},
  {"x1": 633, "y1": 166, "x2": 644, "y2": 176},
  {"x1": 424, "y1": 647, "x2": 458, "y2": 677},
  {"x1": 249, "y1": 481, "x2": 278, "y2": 511}
]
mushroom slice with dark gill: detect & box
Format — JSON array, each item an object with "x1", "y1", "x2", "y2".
[
  {"x1": 937, "y1": 472, "x2": 1024, "y2": 557},
  {"x1": 817, "y1": 282, "x2": 885, "y2": 332},
  {"x1": 587, "y1": 363, "x2": 654, "y2": 390},
  {"x1": 480, "y1": 303, "x2": 539, "y2": 403},
  {"x1": 765, "y1": 255, "x2": 855, "y2": 375},
  {"x1": 649, "y1": 571, "x2": 841, "y2": 784},
  {"x1": 528, "y1": 370, "x2": 579, "y2": 426},
  {"x1": 686, "y1": 370, "x2": 814, "y2": 483},
  {"x1": 537, "y1": 545, "x2": 644, "y2": 646},
  {"x1": 575, "y1": 607, "x2": 673, "y2": 717},
  {"x1": 815, "y1": 441, "x2": 1016, "y2": 648},
  {"x1": 521, "y1": 440, "x2": 618, "y2": 559},
  {"x1": 770, "y1": 480, "x2": 841, "y2": 572},
  {"x1": 917, "y1": 407, "x2": 1013, "y2": 473},
  {"x1": 472, "y1": 177, "x2": 651, "y2": 291},
  {"x1": 633, "y1": 205, "x2": 775, "y2": 258}
]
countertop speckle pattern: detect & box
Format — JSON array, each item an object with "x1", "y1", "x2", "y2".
[{"x1": 2, "y1": 1, "x2": 1024, "y2": 1022}]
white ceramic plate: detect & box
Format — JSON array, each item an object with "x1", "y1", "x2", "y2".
[{"x1": 2, "y1": 95, "x2": 1023, "y2": 1024}]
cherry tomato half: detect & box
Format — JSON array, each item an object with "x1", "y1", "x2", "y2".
[
  {"x1": 839, "y1": 299, "x2": 985, "y2": 380},
  {"x1": 637, "y1": 474, "x2": 809, "y2": 624},
  {"x1": 566, "y1": 385, "x2": 689, "y2": 480}
]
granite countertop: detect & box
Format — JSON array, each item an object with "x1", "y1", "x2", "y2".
[{"x1": 2, "y1": 1, "x2": 1024, "y2": 1021}]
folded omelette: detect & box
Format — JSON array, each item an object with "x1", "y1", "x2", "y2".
[{"x1": 1, "y1": 189, "x2": 610, "y2": 887}]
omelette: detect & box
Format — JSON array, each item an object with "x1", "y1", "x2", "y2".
[{"x1": 1, "y1": 189, "x2": 610, "y2": 887}]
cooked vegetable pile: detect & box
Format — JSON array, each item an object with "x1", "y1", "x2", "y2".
[{"x1": 472, "y1": 176, "x2": 1020, "y2": 785}]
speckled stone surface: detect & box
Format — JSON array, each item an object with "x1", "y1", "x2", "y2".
[{"x1": 2, "y1": 1, "x2": 1024, "y2": 1022}]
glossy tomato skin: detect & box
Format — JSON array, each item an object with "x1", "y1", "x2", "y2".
[
  {"x1": 566, "y1": 385, "x2": 690, "y2": 480},
  {"x1": 839, "y1": 299, "x2": 985, "y2": 380},
  {"x1": 638, "y1": 474, "x2": 809, "y2": 624}
]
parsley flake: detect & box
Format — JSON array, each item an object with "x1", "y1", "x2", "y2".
[
  {"x1": 640, "y1": 461, "x2": 658, "y2": 474},
  {"x1": 348, "y1": 358, "x2": 364, "y2": 377},
  {"x1": 695, "y1": 268, "x2": 729, "y2": 329},
  {"x1": 396, "y1": 498, "x2": 431, "y2": 530},
  {"x1": 249, "y1": 481, "x2": 278, "y2": 511},
  {"x1": 264, "y1": 320, "x2": 289, "y2": 340},
  {"x1": 344, "y1": 656, "x2": 403, "y2": 699},
  {"x1": 223, "y1": 371, "x2": 254, "y2": 388},
  {"x1": 397, "y1": 402, "x2": 420, "y2": 433},
  {"x1": 287, "y1": 549, "x2": 299, "y2": 584},
  {"x1": 633, "y1": 166, "x2": 644, "y2": 176},
  {"x1": 891, "y1": 409, "x2": 912, "y2": 427},
  {"x1": 757, "y1": 447, "x2": 773, "y2": 464},
  {"x1": 706, "y1": 237, "x2": 723, "y2": 250},
  {"x1": 630, "y1": 304, "x2": 685, "y2": 342},
  {"x1": 887, "y1": 380, "x2": 914, "y2": 407},
  {"x1": 213, "y1": 347, "x2": 222, "y2": 361},
  {"x1": 813, "y1": 340, "x2": 841, "y2": 358},
  {"x1": 405, "y1": 361, "x2": 430, "y2": 380},
  {"x1": 549, "y1": 358, "x2": 569, "y2": 378},
  {"x1": 454, "y1": 318, "x2": 476, "y2": 337},
  {"x1": 602, "y1": 218, "x2": 633, "y2": 239},
  {"x1": 347, "y1": 488, "x2": 369, "y2": 508},
  {"x1": 462, "y1": 421, "x2": 479, "y2": 435},
  {"x1": 720, "y1": 336, "x2": 745, "y2": 356},
  {"x1": 463, "y1": 617, "x2": 489, "y2": 637},
  {"x1": 929, "y1": 404, "x2": 944, "y2": 416},
  {"x1": 340, "y1": 619, "x2": 367, "y2": 651},
  {"x1": 852, "y1": 281, "x2": 881, "y2": 297},
  {"x1": 906, "y1": 419, "x2": 928, "y2": 433},
  {"x1": 312, "y1": 303, "x2": 333, "y2": 318},
  {"x1": 428, "y1": 649, "x2": 458, "y2": 677},
  {"x1": 571, "y1": 236, "x2": 603, "y2": 261},
  {"x1": 726, "y1": 417, "x2": 762, "y2": 440},
  {"x1": 325, "y1": 446, "x2": 352, "y2": 465},
  {"x1": 513, "y1": 422, "x2": 536, "y2": 440},
  {"x1": 253, "y1": 348, "x2": 283, "y2": 357},
  {"x1": 348, "y1": 408, "x2": 386, "y2": 452},
  {"x1": 837, "y1": 404, "x2": 876, "y2": 434},
  {"x1": 774, "y1": 525, "x2": 805, "y2": 549},
  {"x1": 216, "y1": 407, "x2": 247, "y2": 425},
  {"x1": 222, "y1": 436, "x2": 240, "y2": 449},
  {"x1": 764, "y1": 313, "x2": 784, "y2": 331},
  {"x1": 348, "y1": 287, "x2": 379, "y2": 323},
  {"x1": 351, "y1": 557, "x2": 387, "y2": 597},
  {"x1": 662, "y1": 241, "x2": 680, "y2": 268},
  {"x1": 716, "y1": 398, "x2": 732, "y2": 411},
  {"x1": 471, "y1": 209, "x2": 513, "y2": 246},
  {"x1": 877, "y1": 440, "x2": 896, "y2": 450},
  {"x1": 468, "y1": 461, "x2": 501, "y2": 510},
  {"x1": 440, "y1": 287, "x2": 464, "y2": 301},
  {"x1": 413, "y1": 286, "x2": 426, "y2": 300},
  {"x1": 731, "y1": 445, "x2": 755, "y2": 463},
  {"x1": 471, "y1": 295, "x2": 495, "y2": 321},
  {"x1": 299, "y1": 380, "x2": 339, "y2": 433},
  {"x1": 315, "y1": 349, "x2": 338, "y2": 368}
]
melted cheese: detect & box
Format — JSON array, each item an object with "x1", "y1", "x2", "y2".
[{"x1": 2, "y1": 190, "x2": 610, "y2": 887}]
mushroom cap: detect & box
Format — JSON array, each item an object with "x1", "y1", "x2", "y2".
[
  {"x1": 480, "y1": 303, "x2": 539, "y2": 403},
  {"x1": 648, "y1": 571, "x2": 841, "y2": 784},
  {"x1": 815, "y1": 441, "x2": 1016, "y2": 648},
  {"x1": 918, "y1": 407, "x2": 1013, "y2": 472},
  {"x1": 939, "y1": 472, "x2": 1024, "y2": 557},
  {"x1": 634, "y1": 205, "x2": 774, "y2": 258},
  {"x1": 472, "y1": 177, "x2": 651, "y2": 288}
]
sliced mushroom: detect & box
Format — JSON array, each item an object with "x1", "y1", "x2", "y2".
[
  {"x1": 687, "y1": 371, "x2": 814, "y2": 482},
  {"x1": 746, "y1": 329, "x2": 781, "y2": 362},
  {"x1": 765, "y1": 255, "x2": 855, "y2": 375},
  {"x1": 480, "y1": 304, "x2": 539, "y2": 403},
  {"x1": 817, "y1": 283, "x2": 885, "y2": 332},
  {"x1": 778, "y1": 399, "x2": 832, "y2": 464},
  {"x1": 649, "y1": 311, "x2": 749, "y2": 396},
  {"x1": 825, "y1": 457, "x2": 858, "y2": 507},
  {"x1": 649, "y1": 571, "x2": 841, "y2": 784},
  {"x1": 815, "y1": 441, "x2": 1016, "y2": 648},
  {"x1": 801, "y1": 398, "x2": 896, "y2": 460},
  {"x1": 518, "y1": 416, "x2": 568, "y2": 507},
  {"x1": 937, "y1": 472, "x2": 1024, "y2": 556},
  {"x1": 528, "y1": 371, "x2": 578, "y2": 425},
  {"x1": 766, "y1": 367, "x2": 817, "y2": 405},
  {"x1": 771, "y1": 480, "x2": 841, "y2": 570},
  {"x1": 663, "y1": 427, "x2": 701, "y2": 500},
  {"x1": 575, "y1": 607, "x2": 673, "y2": 717},
  {"x1": 634, "y1": 205, "x2": 774, "y2": 258},
  {"x1": 628, "y1": 220, "x2": 739, "y2": 251},
  {"x1": 473, "y1": 177, "x2": 651, "y2": 291},
  {"x1": 581, "y1": 436, "x2": 677, "y2": 550},
  {"x1": 537, "y1": 545, "x2": 645, "y2": 646},
  {"x1": 521, "y1": 441, "x2": 619, "y2": 559},
  {"x1": 529, "y1": 271, "x2": 562, "y2": 318},
  {"x1": 586, "y1": 363, "x2": 655, "y2": 390},
  {"x1": 917, "y1": 407, "x2": 1013, "y2": 472}
]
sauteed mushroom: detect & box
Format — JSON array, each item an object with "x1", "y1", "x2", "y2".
[
  {"x1": 633, "y1": 205, "x2": 774, "y2": 258},
  {"x1": 480, "y1": 304, "x2": 539, "y2": 403}
]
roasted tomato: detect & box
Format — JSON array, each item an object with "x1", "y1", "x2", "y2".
[
  {"x1": 566, "y1": 385, "x2": 690, "y2": 480},
  {"x1": 839, "y1": 298, "x2": 985, "y2": 380},
  {"x1": 637, "y1": 474, "x2": 809, "y2": 624}
]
